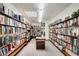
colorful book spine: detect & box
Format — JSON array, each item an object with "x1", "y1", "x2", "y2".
[
  {"x1": 0, "y1": 37, "x2": 2, "y2": 47},
  {"x1": 0, "y1": 15, "x2": 3, "y2": 24},
  {"x1": 8, "y1": 43, "x2": 12, "y2": 51},
  {"x1": 0, "y1": 48, "x2": 3, "y2": 56},
  {"x1": 0, "y1": 25, "x2": 2, "y2": 35},
  {"x1": 73, "y1": 46, "x2": 77, "y2": 53},
  {"x1": 5, "y1": 17, "x2": 8, "y2": 25}
]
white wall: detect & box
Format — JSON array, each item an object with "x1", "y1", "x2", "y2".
[
  {"x1": 48, "y1": 3, "x2": 79, "y2": 24},
  {"x1": 3, "y1": 3, "x2": 30, "y2": 24},
  {"x1": 3, "y1": 3, "x2": 22, "y2": 15},
  {"x1": 45, "y1": 22, "x2": 49, "y2": 40},
  {"x1": 45, "y1": 3, "x2": 79, "y2": 40}
]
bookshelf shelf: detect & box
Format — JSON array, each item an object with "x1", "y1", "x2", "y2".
[
  {"x1": 52, "y1": 16, "x2": 78, "y2": 26},
  {"x1": 49, "y1": 39, "x2": 70, "y2": 56},
  {"x1": 49, "y1": 10, "x2": 79, "y2": 56},
  {"x1": 52, "y1": 32, "x2": 77, "y2": 38},
  {"x1": 0, "y1": 12, "x2": 26, "y2": 25},
  {"x1": 0, "y1": 4, "x2": 29, "y2": 56},
  {"x1": 7, "y1": 39, "x2": 27, "y2": 56},
  {"x1": 52, "y1": 35, "x2": 77, "y2": 47},
  {"x1": 0, "y1": 24, "x2": 26, "y2": 29},
  {"x1": 0, "y1": 45, "x2": 8, "y2": 48}
]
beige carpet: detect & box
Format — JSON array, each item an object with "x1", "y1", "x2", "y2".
[{"x1": 17, "y1": 39, "x2": 64, "y2": 56}]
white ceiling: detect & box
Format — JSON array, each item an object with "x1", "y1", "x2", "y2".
[{"x1": 12, "y1": 3, "x2": 71, "y2": 24}]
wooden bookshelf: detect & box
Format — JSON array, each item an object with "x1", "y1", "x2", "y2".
[
  {"x1": 0, "y1": 5, "x2": 28, "y2": 56},
  {"x1": 0, "y1": 23, "x2": 26, "y2": 29},
  {"x1": 49, "y1": 39, "x2": 70, "y2": 56},
  {"x1": 7, "y1": 38, "x2": 27, "y2": 56},
  {"x1": 49, "y1": 10, "x2": 79, "y2": 56},
  {"x1": 0, "y1": 12, "x2": 26, "y2": 25},
  {"x1": 52, "y1": 16, "x2": 78, "y2": 26}
]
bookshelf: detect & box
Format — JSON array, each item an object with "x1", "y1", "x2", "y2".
[
  {"x1": 49, "y1": 9, "x2": 79, "y2": 56},
  {"x1": 0, "y1": 4, "x2": 27, "y2": 56}
]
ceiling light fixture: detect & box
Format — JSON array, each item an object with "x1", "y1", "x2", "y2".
[
  {"x1": 39, "y1": 3, "x2": 45, "y2": 10},
  {"x1": 38, "y1": 3, "x2": 45, "y2": 22}
]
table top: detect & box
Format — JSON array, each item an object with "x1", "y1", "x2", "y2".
[{"x1": 36, "y1": 37, "x2": 46, "y2": 39}]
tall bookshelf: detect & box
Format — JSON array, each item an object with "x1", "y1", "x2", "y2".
[
  {"x1": 0, "y1": 4, "x2": 27, "y2": 56},
  {"x1": 49, "y1": 10, "x2": 79, "y2": 56}
]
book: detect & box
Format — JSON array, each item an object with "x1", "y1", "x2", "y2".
[
  {"x1": 68, "y1": 28, "x2": 72, "y2": 35},
  {"x1": 2, "y1": 47, "x2": 8, "y2": 55},
  {"x1": 11, "y1": 19, "x2": 15, "y2": 26},
  {"x1": 73, "y1": 18, "x2": 78, "y2": 26},
  {"x1": 0, "y1": 48, "x2": 4, "y2": 56},
  {"x1": 62, "y1": 41, "x2": 66, "y2": 48},
  {"x1": 74, "y1": 38, "x2": 77, "y2": 46},
  {"x1": 14, "y1": 36, "x2": 16, "y2": 46},
  {"x1": 4, "y1": 26, "x2": 8, "y2": 34},
  {"x1": 13, "y1": 27, "x2": 15, "y2": 34},
  {"x1": 9, "y1": 36, "x2": 13, "y2": 43},
  {"x1": 4, "y1": 35, "x2": 9, "y2": 45},
  {"x1": 0, "y1": 3, "x2": 4, "y2": 13},
  {"x1": 77, "y1": 47, "x2": 79, "y2": 55},
  {"x1": 67, "y1": 44, "x2": 72, "y2": 50},
  {"x1": 5, "y1": 17, "x2": 8, "y2": 25},
  {"x1": 73, "y1": 46, "x2": 77, "y2": 53},
  {"x1": 8, "y1": 43, "x2": 12, "y2": 51},
  {"x1": 14, "y1": 14, "x2": 21, "y2": 21},
  {"x1": 8, "y1": 27, "x2": 11, "y2": 34},
  {"x1": 78, "y1": 16, "x2": 79, "y2": 25},
  {"x1": 4, "y1": 6, "x2": 9, "y2": 15},
  {"x1": 70, "y1": 20, "x2": 73, "y2": 26},
  {"x1": 0, "y1": 48, "x2": 3, "y2": 56},
  {"x1": 0, "y1": 37, "x2": 2, "y2": 47},
  {"x1": 0, "y1": 25, "x2": 2, "y2": 35},
  {"x1": 0, "y1": 15, "x2": 4, "y2": 24},
  {"x1": 67, "y1": 37, "x2": 71, "y2": 43},
  {"x1": 8, "y1": 9, "x2": 13, "y2": 17}
]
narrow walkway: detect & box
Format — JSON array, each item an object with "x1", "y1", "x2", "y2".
[{"x1": 17, "y1": 39, "x2": 64, "y2": 56}]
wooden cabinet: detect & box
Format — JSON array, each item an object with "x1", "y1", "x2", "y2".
[{"x1": 36, "y1": 37, "x2": 45, "y2": 49}]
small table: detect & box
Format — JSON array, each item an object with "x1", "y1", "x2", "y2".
[{"x1": 36, "y1": 37, "x2": 45, "y2": 49}]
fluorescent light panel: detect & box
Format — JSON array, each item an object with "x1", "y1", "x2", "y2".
[
  {"x1": 39, "y1": 3, "x2": 45, "y2": 10},
  {"x1": 38, "y1": 10, "x2": 44, "y2": 18},
  {"x1": 38, "y1": 3, "x2": 45, "y2": 22}
]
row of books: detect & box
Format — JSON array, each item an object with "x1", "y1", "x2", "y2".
[
  {"x1": 52, "y1": 33, "x2": 79, "y2": 54},
  {"x1": 49, "y1": 9, "x2": 79, "y2": 56},
  {"x1": 51, "y1": 35, "x2": 79, "y2": 54},
  {"x1": 0, "y1": 26, "x2": 26, "y2": 35},
  {"x1": 0, "y1": 34, "x2": 26, "y2": 47},
  {"x1": 51, "y1": 9, "x2": 79, "y2": 27},
  {"x1": 0, "y1": 15, "x2": 26, "y2": 28},
  {"x1": 0, "y1": 33, "x2": 26, "y2": 56},
  {"x1": 52, "y1": 27, "x2": 79, "y2": 37},
  {"x1": 0, "y1": 3, "x2": 26, "y2": 23},
  {"x1": 54, "y1": 17, "x2": 78, "y2": 28}
]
